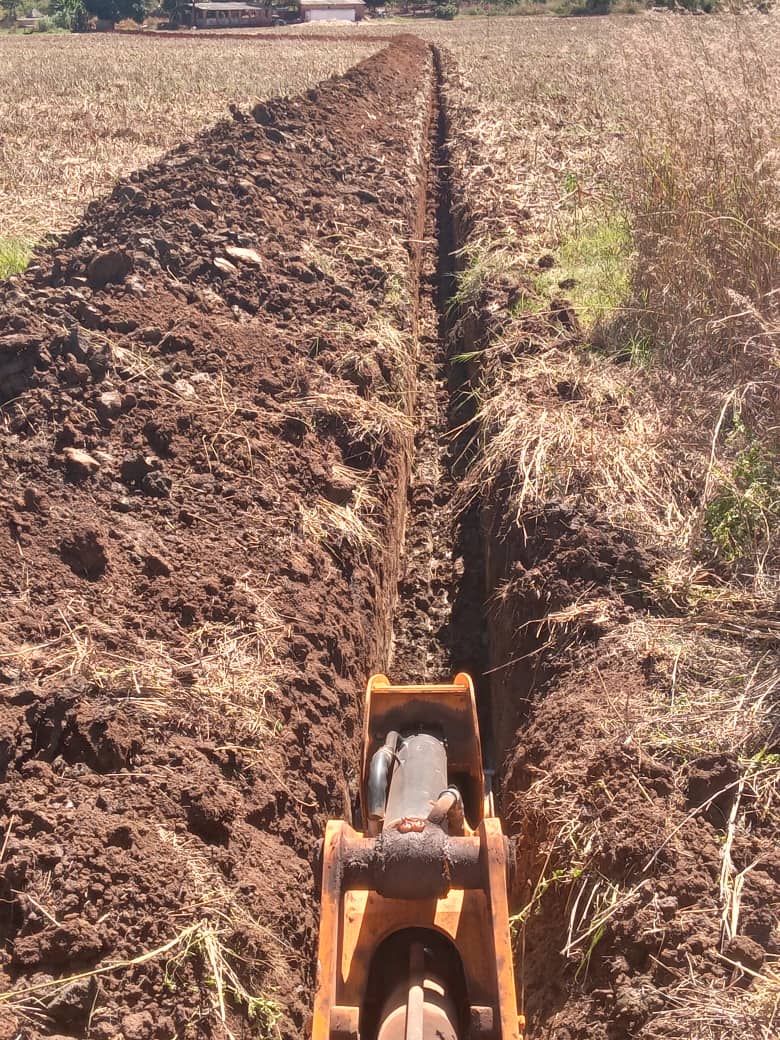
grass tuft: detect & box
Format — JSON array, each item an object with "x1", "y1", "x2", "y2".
[
  {"x1": 0, "y1": 236, "x2": 32, "y2": 279},
  {"x1": 2, "y1": 591, "x2": 287, "y2": 741},
  {"x1": 704, "y1": 433, "x2": 780, "y2": 563}
]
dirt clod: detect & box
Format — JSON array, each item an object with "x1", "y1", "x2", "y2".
[
  {"x1": 97, "y1": 388, "x2": 123, "y2": 420},
  {"x1": 87, "y1": 248, "x2": 133, "y2": 288},
  {"x1": 225, "y1": 244, "x2": 264, "y2": 266},
  {"x1": 59, "y1": 525, "x2": 109, "y2": 579},
  {"x1": 62, "y1": 446, "x2": 100, "y2": 480}
]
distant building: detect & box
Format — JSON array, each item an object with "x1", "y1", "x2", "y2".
[
  {"x1": 299, "y1": 0, "x2": 366, "y2": 21},
  {"x1": 191, "y1": 2, "x2": 273, "y2": 27},
  {"x1": 15, "y1": 8, "x2": 45, "y2": 28}
]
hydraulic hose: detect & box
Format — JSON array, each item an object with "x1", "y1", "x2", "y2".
[
  {"x1": 367, "y1": 731, "x2": 400, "y2": 835},
  {"x1": 427, "y1": 786, "x2": 465, "y2": 835}
]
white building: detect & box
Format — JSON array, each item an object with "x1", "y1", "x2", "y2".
[{"x1": 299, "y1": 0, "x2": 366, "y2": 21}]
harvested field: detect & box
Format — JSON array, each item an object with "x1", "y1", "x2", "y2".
[
  {"x1": 0, "y1": 33, "x2": 380, "y2": 243},
  {"x1": 1, "y1": 13, "x2": 779, "y2": 1040}
]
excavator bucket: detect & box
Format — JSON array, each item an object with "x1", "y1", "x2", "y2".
[{"x1": 312, "y1": 674, "x2": 523, "y2": 1040}]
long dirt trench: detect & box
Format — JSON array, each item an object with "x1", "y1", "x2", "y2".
[
  {"x1": 0, "y1": 36, "x2": 519, "y2": 1040},
  {"x1": 390, "y1": 50, "x2": 484, "y2": 683},
  {"x1": 9, "y1": 36, "x2": 775, "y2": 1040}
]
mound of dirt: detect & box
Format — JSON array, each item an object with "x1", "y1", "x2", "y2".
[{"x1": 0, "y1": 37, "x2": 434, "y2": 1039}]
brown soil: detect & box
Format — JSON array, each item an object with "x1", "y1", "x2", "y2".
[
  {"x1": 390, "y1": 57, "x2": 489, "y2": 719},
  {"x1": 0, "y1": 37, "x2": 435, "y2": 1040}
]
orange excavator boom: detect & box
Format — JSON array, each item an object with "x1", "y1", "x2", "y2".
[{"x1": 312, "y1": 673, "x2": 523, "y2": 1040}]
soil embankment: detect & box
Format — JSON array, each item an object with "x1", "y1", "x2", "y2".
[{"x1": 0, "y1": 38, "x2": 435, "y2": 1039}]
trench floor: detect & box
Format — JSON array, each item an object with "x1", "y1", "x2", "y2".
[{"x1": 388, "y1": 56, "x2": 492, "y2": 771}]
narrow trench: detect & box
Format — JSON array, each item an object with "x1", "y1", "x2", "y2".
[{"x1": 389, "y1": 50, "x2": 494, "y2": 773}]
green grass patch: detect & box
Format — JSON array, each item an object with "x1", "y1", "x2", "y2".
[
  {"x1": 450, "y1": 236, "x2": 523, "y2": 314},
  {"x1": 537, "y1": 211, "x2": 632, "y2": 329},
  {"x1": 705, "y1": 434, "x2": 780, "y2": 561},
  {"x1": 0, "y1": 237, "x2": 33, "y2": 280}
]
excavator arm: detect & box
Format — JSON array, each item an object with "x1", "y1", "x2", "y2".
[{"x1": 312, "y1": 674, "x2": 523, "y2": 1040}]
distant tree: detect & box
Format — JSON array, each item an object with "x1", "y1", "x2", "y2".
[
  {"x1": 160, "y1": 0, "x2": 190, "y2": 27},
  {"x1": 52, "y1": 0, "x2": 89, "y2": 28},
  {"x1": 53, "y1": 0, "x2": 144, "y2": 25},
  {"x1": 0, "y1": 0, "x2": 19, "y2": 23},
  {"x1": 84, "y1": 0, "x2": 145, "y2": 21}
]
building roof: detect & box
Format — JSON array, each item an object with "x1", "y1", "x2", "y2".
[
  {"x1": 300, "y1": 0, "x2": 366, "y2": 7},
  {"x1": 194, "y1": 2, "x2": 262, "y2": 9}
]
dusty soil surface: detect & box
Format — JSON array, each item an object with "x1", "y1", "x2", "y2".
[{"x1": 0, "y1": 38, "x2": 434, "y2": 1040}]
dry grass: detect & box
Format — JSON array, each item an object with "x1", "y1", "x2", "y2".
[
  {"x1": 0, "y1": 33, "x2": 380, "y2": 241},
  {"x1": 430, "y1": 12, "x2": 780, "y2": 1038},
  {"x1": 606, "y1": 617, "x2": 779, "y2": 762},
  {"x1": 449, "y1": 12, "x2": 779, "y2": 555},
  {"x1": 436, "y1": 9, "x2": 780, "y2": 631},
  {"x1": 1, "y1": 826, "x2": 289, "y2": 1038},
  {"x1": 300, "y1": 465, "x2": 381, "y2": 560},
  {"x1": 468, "y1": 338, "x2": 695, "y2": 545},
  {"x1": 646, "y1": 971, "x2": 780, "y2": 1040},
  {"x1": 1, "y1": 588, "x2": 287, "y2": 740}
]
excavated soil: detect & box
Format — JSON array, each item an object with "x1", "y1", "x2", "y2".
[
  {"x1": 489, "y1": 503, "x2": 780, "y2": 1039},
  {"x1": 0, "y1": 38, "x2": 435, "y2": 1040}
]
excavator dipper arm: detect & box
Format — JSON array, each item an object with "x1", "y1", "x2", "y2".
[{"x1": 312, "y1": 674, "x2": 523, "y2": 1040}]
